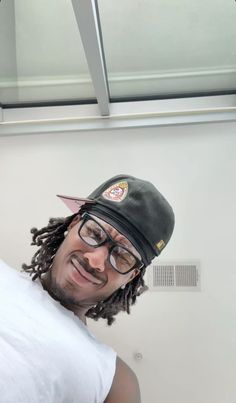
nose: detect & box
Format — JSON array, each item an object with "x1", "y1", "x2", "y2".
[{"x1": 83, "y1": 245, "x2": 109, "y2": 272}]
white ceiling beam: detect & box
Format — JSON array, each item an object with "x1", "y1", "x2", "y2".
[
  {"x1": 71, "y1": 0, "x2": 109, "y2": 116},
  {"x1": 1, "y1": 95, "x2": 236, "y2": 136}
]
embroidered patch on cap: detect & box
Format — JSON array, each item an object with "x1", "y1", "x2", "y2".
[{"x1": 102, "y1": 181, "x2": 128, "y2": 202}]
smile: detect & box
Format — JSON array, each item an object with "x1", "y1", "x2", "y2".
[{"x1": 70, "y1": 256, "x2": 103, "y2": 285}]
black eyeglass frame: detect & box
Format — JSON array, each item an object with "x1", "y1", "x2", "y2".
[{"x1": 78, "y1": 212, "x2": 144, "y2": 275}]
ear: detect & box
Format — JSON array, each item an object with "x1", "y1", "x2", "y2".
[{"x1": 68, "y1": 214, "x2": 81, "y2": 231}]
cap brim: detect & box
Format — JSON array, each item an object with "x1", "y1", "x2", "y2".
[{"x1": 57, "y1": 194, "x2": 95, "y2": 213}]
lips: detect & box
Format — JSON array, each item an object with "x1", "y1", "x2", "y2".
[{"x1": 70, "y1": 256, "x2": 103, "y2": 285}]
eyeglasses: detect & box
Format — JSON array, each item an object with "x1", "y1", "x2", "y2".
[{"x1": 78, "y1": 213, "x2": 144, "y2": 275}]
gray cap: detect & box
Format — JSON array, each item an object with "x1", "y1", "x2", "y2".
[{"x1": 57, "y1": 174, "x2": 175, "y2": 267}]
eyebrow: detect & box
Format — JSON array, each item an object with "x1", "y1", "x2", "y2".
[
  {"x1": 97, "y1": 220, "x2": 128, "y2": 245},
  {"x1": 111, "y1": 232, "x2": 131, "y2": 247}
]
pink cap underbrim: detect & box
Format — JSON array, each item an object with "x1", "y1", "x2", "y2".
[{"x1": 56, "y1": 194, "x2": 94, "y2": 214}]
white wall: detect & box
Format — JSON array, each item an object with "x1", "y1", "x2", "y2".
[{"x1": 0, "y1": 122, "x2": 236, "y2": 403}]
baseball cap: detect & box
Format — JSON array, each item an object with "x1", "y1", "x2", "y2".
[{"x1": 57, "y1": 174, "x2": 175, "y2": 267}]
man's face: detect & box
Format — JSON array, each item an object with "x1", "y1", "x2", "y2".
[{"x1": 46, "y1": 214, "x2": 141, "y2": 312}]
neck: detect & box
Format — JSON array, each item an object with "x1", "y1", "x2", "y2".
[{"x1": 40, "y1": 275, "x2": 90, "y2": 325}]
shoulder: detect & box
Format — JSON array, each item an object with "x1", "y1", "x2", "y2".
[{"x1": 104, "y1": 356, "x2": 141, "y2": 403}]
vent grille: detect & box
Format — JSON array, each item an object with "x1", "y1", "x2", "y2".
[
  {"x1": 154, "y1": 265, "x2": 175, "y2": 287},
  {"x1": 148, "y1": 261, "x2": 200, "y2": 291},
  {"x1": 175, "y1": 265, "x2": 198, "y2": 287}
]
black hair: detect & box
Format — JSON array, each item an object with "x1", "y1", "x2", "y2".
[{"x1": 22, "y1": 214, "x2": 148, "y2": 325}]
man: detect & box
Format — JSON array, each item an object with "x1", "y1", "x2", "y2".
[{"x1": 0, "y1": 174, "x2": 174, "y2": 403}]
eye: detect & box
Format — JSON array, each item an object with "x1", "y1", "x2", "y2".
[
  {"x1": 91, "y1": 228, "x2": 103, "y2": 242},
  {"x1": 113, "y1": 247, "x2": 135, "y2": 266},
  {"x1": 80, "y1": 221, "x2": 105, "y2": 245}
]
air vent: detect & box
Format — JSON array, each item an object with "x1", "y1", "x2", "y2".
[{"x1": 147, "y1": 261, "x2": 201, "y2": 291}]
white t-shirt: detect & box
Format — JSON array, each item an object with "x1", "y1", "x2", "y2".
[{"x1": 0, "y1": 260, "x2": 116, "y2": 403}]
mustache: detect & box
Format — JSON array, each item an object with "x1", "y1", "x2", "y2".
[{"x1": 72, "y1": 253, "x2": 106, "y2": 284}]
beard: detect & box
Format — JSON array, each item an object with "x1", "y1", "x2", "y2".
[
  {"x1": 41, "y1": 266, "x2": 106, "y2": 316},
  {"x1": 42, "y1": 269, "x2": 84, "y2": 311}
]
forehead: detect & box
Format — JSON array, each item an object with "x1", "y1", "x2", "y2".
[{"x1": 89, "y1": 214, "x2": 141, "y2": 259}]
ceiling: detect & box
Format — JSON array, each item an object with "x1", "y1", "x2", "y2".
[{"x1": 0, "y1": 0, "x2": 236, "y2": 135}]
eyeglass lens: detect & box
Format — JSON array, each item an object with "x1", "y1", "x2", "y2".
[{"x1": 79, "y1": 217, "x2": 138, "y2": 273}]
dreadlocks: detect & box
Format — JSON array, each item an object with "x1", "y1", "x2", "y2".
[{"x1": 22, "y1": 214, "x2": 148, "y2": 326}]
